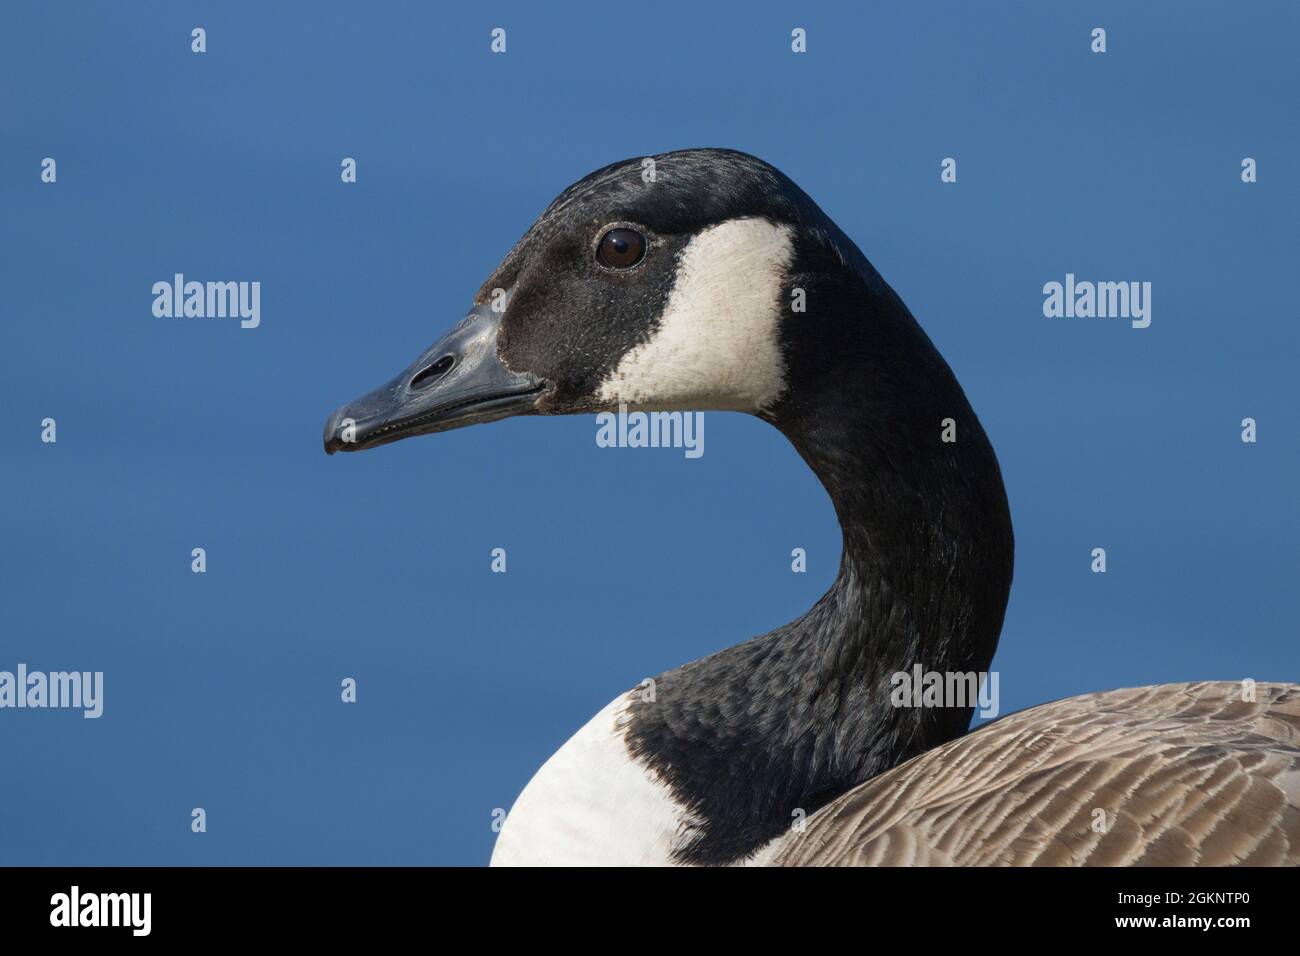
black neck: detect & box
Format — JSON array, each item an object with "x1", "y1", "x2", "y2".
[{"x1": 624, "y1": 244, "x2": 1014, "y2": 866}]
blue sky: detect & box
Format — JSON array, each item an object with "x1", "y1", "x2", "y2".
[{"x1": 2, "y1": 1, "x2": 1296, "y2": 865}]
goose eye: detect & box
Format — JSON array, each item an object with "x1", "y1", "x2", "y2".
[{"x1": 596, "y1": 228, "x2": 647, "y2": 270}]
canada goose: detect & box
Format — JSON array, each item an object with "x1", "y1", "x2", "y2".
[{"x1": 323, "y1": 149, "x2": 1300, "y2": 866}]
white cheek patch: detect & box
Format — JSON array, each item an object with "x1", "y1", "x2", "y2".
[{"x1": 597, "y1": 217, "x2": 794, "y2": 412}]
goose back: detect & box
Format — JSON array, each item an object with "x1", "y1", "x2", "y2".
[{"x1": 764, "y1": 681, "x2": 1300, "y2": 866}]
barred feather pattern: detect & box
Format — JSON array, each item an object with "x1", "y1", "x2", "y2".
[{"x1": 765, "y1": 682, "x2": 1300, "y2": 867}]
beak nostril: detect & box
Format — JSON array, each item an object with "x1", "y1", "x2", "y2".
[{"x1": 410, "y1": 354, "x2": 456, "y2": 390}]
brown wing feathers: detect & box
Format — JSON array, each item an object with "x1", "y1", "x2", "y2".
[{"x1": 772, "y1": 682, "x2": 1300, "y2": 866}]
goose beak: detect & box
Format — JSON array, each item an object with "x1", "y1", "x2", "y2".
[{"x1": 323, "y1": 305, "x2": 546, "y2": 454}]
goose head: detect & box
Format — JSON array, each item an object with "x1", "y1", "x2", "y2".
[
  {"x1": 323, "y1": 149, "x2": 1012, "y2": 675},
  {"x1": 322, "y1": 146, "x2": 1013, "y2": 671},
  {"x1": 323, "y1": 147, "x2": 931, "y2": 450}
]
